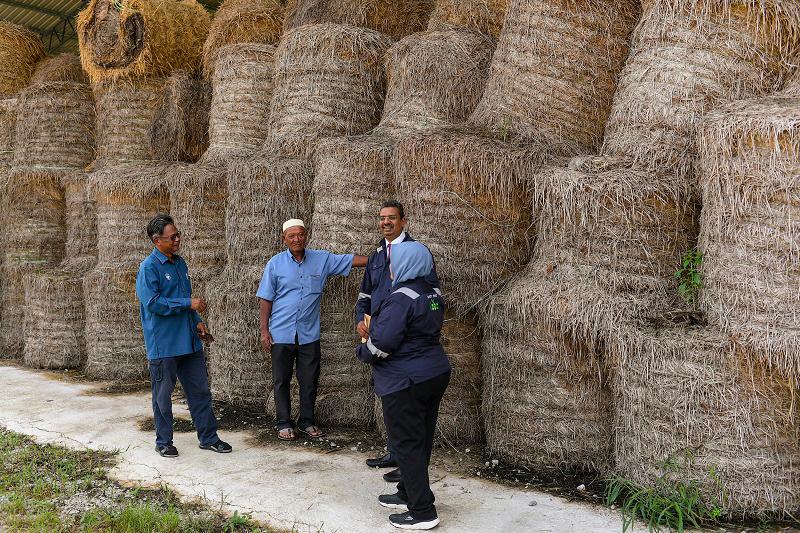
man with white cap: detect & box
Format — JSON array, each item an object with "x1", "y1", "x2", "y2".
[{"x1": 257, "y1": 219, "x2": 368, "y2": 441}]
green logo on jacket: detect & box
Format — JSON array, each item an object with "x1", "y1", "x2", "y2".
[{"x1": 430, "y1": 300, "x2": 440, "y2": 312}]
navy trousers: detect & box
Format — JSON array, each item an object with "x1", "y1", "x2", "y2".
[
  {"x1": 149, "y1": 349, "x2": 219, "y2": 447},
  {"x1": 271, "y1": 339, "x2": 321, "y2": 430}
]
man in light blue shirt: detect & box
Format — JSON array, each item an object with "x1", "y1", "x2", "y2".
[
  {"x1": 257, "y1": 219, "x2": 368, "y2": 441},
  {"x1": 136, "y1": 214, "x2": 231, "y2": 458}
]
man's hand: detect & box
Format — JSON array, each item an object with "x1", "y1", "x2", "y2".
[
  {"x1": 357, "y1": 320, "x2": 369, "y2": 340},
  {"x1": 190, "y1": 298, "x2": 207, "y2": 313},
  {"x1": 260, "y1": 330, "x2": 273, "y2": 353},
  {"x1": 197, "y1": 322, "x2": 213, "y2": 343}
]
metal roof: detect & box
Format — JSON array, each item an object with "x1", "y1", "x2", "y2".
[{"x1": 0, "y1": 0, "x2": 223, "y2": 54}]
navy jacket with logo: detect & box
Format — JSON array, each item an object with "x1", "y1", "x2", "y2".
[
  {"x1": 355, "y1": 234, "x2": 440, "y2": 324},
  {"x1": 356, "y1": 277, "x2": 451, "y2": 397}
]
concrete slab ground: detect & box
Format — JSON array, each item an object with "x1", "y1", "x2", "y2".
[{"x1": 0, "y1": 363, "x2": 632, "y2": 532}]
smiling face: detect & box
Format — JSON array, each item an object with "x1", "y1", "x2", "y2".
[
  {"x1": 154, "y1": 223, "x2": 181, "y2": 256},
  {"x1": 379, "y1": 207, "x2": 406, "y2": 242},
  {"x1": 283, "y1": 225, "x2": 307, "y2": 256}
]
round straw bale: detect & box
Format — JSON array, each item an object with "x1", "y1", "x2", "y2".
[
  {"x1": 375, "y1": 29, "x2": 494, "y2": 134},
  {"x1": 12, "y1": 82, "x2": 95, "y2": 175},
  {"x1": 83, "y1": 266, "x2": 148, "y2": 381},
  {"x1": 225, "y1": 155, "x2": 313, "y2": 271},
  {"x1": 0, "y1": 98, "x2": 16, "y2": 166},
  {"x1": 77, "y1": 0, "x2": 211, "y2": 85},
  {"x1": 206, "y1": 267, "x2": 270, "y2": 407},
  {"x1": 426, "y1": 0, "x2": 509, "y2": 39},
  {"x1": 393, "y1": 130, "x2": 536, "y2": 315},
  {"x1": 168, "y1": 162, "x2": 227, "y2": 298},
  {"x1": 480, "y1": 284, "x2": 612, "y2": 470},
  {"x1": 23, "y1": 270, "x2": 86, "y2": 369},
  {"x1": 697, "y1": 96, "x2": 800, "y2": 381},
  {"x1": 602, "y1": 0, "x2": 800, "y2": 180},
  {"x1": 88, "y1": 163, "x2": 171, "y2": 267},
  {"x1": 610, "y1": 318, "x2": 800, "y2": 515},
  {"x1": 94, "y1": 78, "x2": 165, "y2": 166},
  {"x1": 467, "y1": 0, "x2": 638, "y2": 151},
  {"x1": 0, "y1": 22, "x2": 45, "y2": 97},
  {"x1": 202, "y1": 43, "x2": 276, "y2": 166},
  {"x1": 61, "y1": 172, "x2": 98, "y2": 272},
  {"x1": 0, "y1": 265, "x2": 34, "y2": 358},
  {"x1": 266, "y1": 23, "x2": 392, "y2": 159},
  {"x1": 201, "y1": 0, "x2": 284, "y2": 79},
  {"x1": 29, "y1": 53, "x2": 88, "y2": 85},
  {"x1": 283, "y1": 0, "x2": 433, "y2": 40},
  {"x1": 149, "y1": 71, "x2": 211, "y2": 163}
]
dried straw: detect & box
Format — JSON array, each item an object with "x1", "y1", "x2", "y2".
[
  {"x1": 283, "y1": 0, "x2": 433, "y2": 40},
  {"x1": 201, "y1": 43, "x2": 276, "y2": 166},
  {"x1": 62, "y1": 172, "x2": 98, "y2": 272},
  {"x1": 0, "y1": 266, "x2": 34, "y2": 358},
  {"x1": 0, "y1": 22, "x2": 45, "y2": 97},
  {"x1": 375, "y1": 29, "x2": 494, "y2": 134},
  {"x1": 77, "y1": 0, "x2": 211, "y2": 85},
  {"x1": 93, "y1": 78, "x2": 165, "y2": 166},
  {"x1": 29, "y1": 53, "x2": 88, "y2": 85},
  {"x1": 697, "y1": 94, "x2": 800, "y2": 382},
  {"x1": 266, "y1": 23, "x2": 392, "y2": 159},
  {"x1": 467, "y1": 0, "x2": 639, "y2": 151},
  {"x1": 610, "y1": 316, "x2": 800, "y2": 515},
  {"x1": 201, "y1": 0, "x2": 284, "y2": 79},
  {"x1": 426, "y1": 0, "x2": 509, "y2": 39},
  {"x1": 602, "y1": 0, "x2": 800, "y2": 181},
  {"x1": 149, "y1": 71, "x2": 211, "y2": 163},
  {"x1": 0, "y1": 98, "x2": 16, "y2": 166}
]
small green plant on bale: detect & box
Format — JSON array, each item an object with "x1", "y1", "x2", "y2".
[
  {"x1": 605, "y1": 451, "x2": 724, "y2": 532},
  {"x1": 674, "y1": 249, "x2": 703, "y2": 308}
]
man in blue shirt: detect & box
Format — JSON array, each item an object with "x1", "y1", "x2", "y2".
[
  {"x1": 258, "y1": 219, "x2": 368, "y2": 441},
  {"x1": 136, "y1": 214, "x2": 231, "y2": 458}
]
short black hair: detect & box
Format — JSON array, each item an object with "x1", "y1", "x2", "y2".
[
  {"x1": 147, "y1": 214, "x2": 175, "y2": 241},
  {"x1": 380, "y1": 200, "x2": 405, "y2": 219}
]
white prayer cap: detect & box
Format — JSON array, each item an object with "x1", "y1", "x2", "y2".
[{"x1": 282, "y1": 218, "x2": 305, "y2": 232}]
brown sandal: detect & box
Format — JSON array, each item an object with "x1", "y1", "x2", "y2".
[
  {"x1": 299, "y1": 425, "x2": 324, "y2": 439},
  {"x1": 278, "y1": 428, "x2": 297, "y2": 441}
]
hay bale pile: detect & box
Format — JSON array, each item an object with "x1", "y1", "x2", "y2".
[
  {"x1": 29, "y1": 53, "x2": 87, "y2": 85},
  {"x1": 602, "y1": 0, "x2": 800, "y2": 180},
  {"x1": 426, "y1": 0, "x2": 509, "y2": 39},
  {"x1": 0, "y1": 22, "x2": 45, "y2": 97},
  {"x1": 202, "y1": 0, "x2": 284, "y2": 79},
  {"x1": 202, "y1": 44, "x2": 277, "y2": 165},
  {"x1": 207, "y1": 155, "x2": 313, "y2": 407},
  {"x1": 265, "y1": 23, "x2": 392, "y2": 159},
  {"x1": 697, "y1": 91, "x2": 800, "y2": 382},
  {"x1": 83, "y1": 165, "x2": 170, "y2": 380},
  {"x1": 149, "y1": 71, "x2": 211, "y2": 163},
  {"x1": 610, "y1": 315, "x2": 800, "y2": 515},
  {"x1": 283, "y1": 0, "x2": 433, "y2": 40},
  {"x1": 77, "y1": 0, "x2": 211, "y2": 85}
]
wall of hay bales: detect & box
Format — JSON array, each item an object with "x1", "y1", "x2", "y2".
[{"x1": 4, "y1": 0, "x2": 800, "y2": 519}]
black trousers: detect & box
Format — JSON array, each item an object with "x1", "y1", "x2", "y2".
[
  {"x1": 382, "y1": 371, "x2": 451, "y2": 520},
  {"x1": 271, "y1": 339, "x2": 321, "y2": 430}
]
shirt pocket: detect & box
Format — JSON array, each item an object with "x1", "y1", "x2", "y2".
[{"x1": 307, "y1": 273, "x2": 325, "y2": 294}]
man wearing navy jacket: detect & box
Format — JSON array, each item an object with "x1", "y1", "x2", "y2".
[
  {"x1": 357, "y1": 241, "x2": 451, "y2": 530},
  {"x1": 356, "y1": 201, "x2": 440, "y2": 483}
]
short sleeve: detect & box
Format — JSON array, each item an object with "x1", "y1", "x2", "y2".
[
  {"x1": 256, "y1": 261, "x2": 276, "y2": 300},
  {"x1": 324, "y1": 252, "x2": 353, "y2": 278}
]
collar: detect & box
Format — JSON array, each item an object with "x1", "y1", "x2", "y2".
[
  {"x1": 286, "y1": 248, "x2": 306, "y2": 264},
  {"x1": 385, "y1": 231, "x2": 407, "y2": 247},
  {"x1": 152, "y1": 248, "x2": 176, "y2": 264}
]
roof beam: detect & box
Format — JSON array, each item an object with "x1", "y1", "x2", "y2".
[{"x1": 0, "y1": 0, "x2": 63, "y2": 18}]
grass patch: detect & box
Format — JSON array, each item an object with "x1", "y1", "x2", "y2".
[{"x1": 0, "y1": 428, "x2": 276, "y2": 532}]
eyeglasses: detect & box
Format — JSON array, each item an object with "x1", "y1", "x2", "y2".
[{"x1": 158, "y1": 231, "x2": 181, "y2": 242}]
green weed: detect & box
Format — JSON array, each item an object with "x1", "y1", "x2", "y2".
[{"x1": 674, "y1": 249, "x2": 703, "y2": 308}]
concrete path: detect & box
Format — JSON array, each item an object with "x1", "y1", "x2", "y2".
[{"x1": 0, "y1": 363, "x2": 631, "y2": 533}]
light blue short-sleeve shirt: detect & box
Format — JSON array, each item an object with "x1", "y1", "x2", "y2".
[{"x1": 257, "y1": 249, "x2": 353, "y2": 344}]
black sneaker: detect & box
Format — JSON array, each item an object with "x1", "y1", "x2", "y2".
[
  {"x1": 366, "y1": 452, "x2": 397, "y2": 469},
  {"x1": 378, "y1": 492, "x2": 408, "y2": 510},
  {"x1": 156, "y1": 445, "x2": 179, "y2": 458},
  {"x1": 383, "y1": 468, "x2": 402, "y2": 483},
  {"x1": 389, "y1": 511, "x2": 440, "y2": 530},
  {"x1": 199, "y1": 439, "x2": 232, "y2": 453}
]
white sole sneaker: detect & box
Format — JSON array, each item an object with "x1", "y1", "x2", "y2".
[
  {"x1": 390, "y1": 517, "x2": 440, "y2": 530},
  {"x1": 379, "y1": 500, "x2": 408, "y2": 511}
]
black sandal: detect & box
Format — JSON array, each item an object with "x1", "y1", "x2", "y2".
[{"x1": 299, "y1": 425, "x2": 324, "y2": 439}]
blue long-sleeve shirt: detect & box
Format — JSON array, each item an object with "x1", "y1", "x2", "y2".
[
  {"x1": 356, "y1": 277, "x2": 451, "y2": 397},
  {"x1": 355, "y1": 234, "x2": 440, "y2": 324},
  {"x1": 136, "y1": 248, "x2": 203, "y2": 360}
]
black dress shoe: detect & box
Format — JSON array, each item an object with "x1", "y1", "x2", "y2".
[
  {"x1": 156, "y1": 444, "x2": 179, "y2": 458},
  {"x1": 383, "y1": 468, "x2": 402, "y2": 483},
  {"x1": 366, "y1": 452, "x2": 397, "y2": 469}
]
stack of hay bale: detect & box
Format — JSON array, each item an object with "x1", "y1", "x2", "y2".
[
  {"x1": 392, "y1": 0, "x2": 637, "y2": 448},
  {"x1": 0, "y1": 24, "x2": 47, "y2": 358},
  {"x1": 427, "y1": 0, "x2": 508, "y2": 39},
  {"x1": 12, "y1": 55, "x2": 96, "y2": 370},
  {"x1": 208, "y1": 7, "x2": 396, "y2": 411},
  {"x1": 77, "y1": 0, "x2": 210, "y2": 381},
  {"x1": 482, "y1": 0, "x2": 799, "y2": 490}
]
